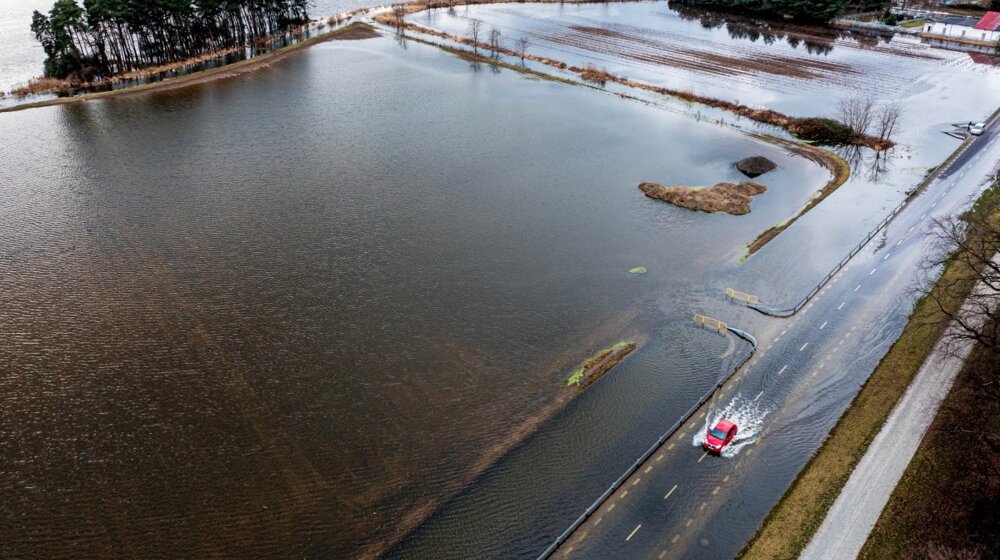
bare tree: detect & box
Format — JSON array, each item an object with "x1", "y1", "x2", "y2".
[
  {"x1": 838, "y1": 96, "x2": 876, "y2": 136},
  {"x1": 516, "y1": 36, "x2": 530, "y2": 60},
  {"x1": 467, "y1": 18, "x2": 482, "y2": 52},
  {"x1": 919, "y1": 187, "x2": 1000, "y2": 358},
  {"x1": 488, "y1": 27, "x2": 502, "y2": 57},
  {"x1": 391, "y1": 2, "x2": 408, "y2": 27},
  {"x1": 875, "y1": 102, "x2": 902, "y2": 142}
]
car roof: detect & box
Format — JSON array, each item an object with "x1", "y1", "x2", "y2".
[{"x1": 714, "y1": 419, "x2": 736, "y2": 430}]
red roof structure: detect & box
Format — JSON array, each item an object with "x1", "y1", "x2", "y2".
[{"x1": 974, "y1": 11, "x2": 1000, "y2": 31}]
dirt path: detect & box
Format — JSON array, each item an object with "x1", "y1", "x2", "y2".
[{"x1": 800, "y1": 253, "x2": 1000, "y2": 560}]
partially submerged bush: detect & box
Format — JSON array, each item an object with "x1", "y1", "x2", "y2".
[
  {"x1": 788, "y1": 117, "x2": 857, "y2": 145},
  {"x1": 580, "y1": 63, "x2": 612, "y2": 86},
  {"x1": 9, "y1": 76, "x2": 68, "y2": 97}
]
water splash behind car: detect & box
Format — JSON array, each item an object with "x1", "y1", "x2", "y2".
[{"x1": 693, "y1": 395, "x2": 770, "y2": 458}]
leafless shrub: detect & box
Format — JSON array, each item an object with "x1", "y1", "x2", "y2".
[
  {"x1": 838, "y1": 96, "x2": 876, "y2": 136},
  {"x1": 875, "y1": 102, "x2": 902, "y2": 142},
  {"x1": 467, "y1": 18, "x2": 482, "y2": 52},
  {"x1": 918, "y1": 186, "x2": 1000, "y2": 358},
  {"x1": 926, "y1": 542, "x2": 985, "y2": 560},
  {"x1": 391, "y1": 3, "x2": 408, "y2": 27},
  {"x1": 516, "y1": 36, "x2": 530, "y2": 59},
  {"x1": 488, "y1": 27, "x2": 502, "y2": 56}
]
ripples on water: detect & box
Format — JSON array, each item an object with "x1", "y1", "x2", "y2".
[
  {"x1": 2, "y1": 3, "x2": 999, "y2": 560},
  {"x1": 0, "y1": 32, "x2": 826, "y2": 558},
  {"x1": 0, "y1": 0, "x2": 51, "y2": 92}
]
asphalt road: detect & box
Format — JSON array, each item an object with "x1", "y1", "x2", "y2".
[
  {"x1": 801, "y1": 252, "x2": 1000, "y2": 560},
  {"x1": 549, "y1": 119, "x2": 1000, "y2": 560}
]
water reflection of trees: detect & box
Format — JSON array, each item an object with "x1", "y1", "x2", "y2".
[
  {"x1": 837, "y1": 144, "x2": 893, "y2": 183},
  {"x1": 667, "y1": 1, "x2": 895, "y2": 55}
]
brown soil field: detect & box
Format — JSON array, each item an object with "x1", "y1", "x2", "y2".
[
  {"x1": 556, "y1": 24, "x2": 858, "y2": 80},
  {"x1": 639, "y1": 181, "x2": 768, "y2": 215}
]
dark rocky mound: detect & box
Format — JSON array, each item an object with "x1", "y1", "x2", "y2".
[{"x1": 736, "y1": 156, "x2": 778, "y2": 178}]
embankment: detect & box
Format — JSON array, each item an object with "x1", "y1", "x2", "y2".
[
  {"x1": 745, "y1": 137, "x2": 850, "y2": 255},
  {"x1": 565, "y1": 341, "x2": 638, "y2": 388}
]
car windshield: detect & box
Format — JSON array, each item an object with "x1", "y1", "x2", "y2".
[{"x1": 710, "y1": 428, "x2": 727, "y2": 439}]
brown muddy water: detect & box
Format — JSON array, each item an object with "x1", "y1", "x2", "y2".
[
  {"x1": 6, "y1": 3, "x2": 999, "y2": 558},
  {"x1": 0, "y1": 32, "x2": 826, "y2": 559}
]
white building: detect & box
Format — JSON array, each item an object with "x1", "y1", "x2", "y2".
[{"x1": 921, "y1": 12, "x2": 1000, "y2": 53}]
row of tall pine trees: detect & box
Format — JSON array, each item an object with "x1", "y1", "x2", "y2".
[{"x1": 31, "y1": 0, "x2": 310, "y2": 80}]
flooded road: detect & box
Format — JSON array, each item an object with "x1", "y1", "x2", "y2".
[{"x1": 2, "y1": 3, "x2": 998, "y2": 559}]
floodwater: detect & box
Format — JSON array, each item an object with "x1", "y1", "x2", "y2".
[
  {"x1": 413, "y1": 0, "x2": 1000, "y2": 302},
  {"x1": 3, "y1": 4, "x2": 999, "y2": 560},
  {"x1": 0, "y1": 0, "x2": 51, "y2": 92},
  {"x1": 2, "y1": 31, "x2": 821, "y2": 559}
]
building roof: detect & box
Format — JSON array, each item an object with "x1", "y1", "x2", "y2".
[
  {"x1": 974, "y1": 11, "x2": 1000, "y2": 31},
  {"x1": 937, "y1": 16, "x2": 980, "y2": 27}
]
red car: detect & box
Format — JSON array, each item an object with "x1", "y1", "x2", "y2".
[{"x1": 704, "y1": 419, "x2": 738, "y2": 454}]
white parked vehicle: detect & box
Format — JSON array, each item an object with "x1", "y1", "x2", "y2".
[{"x1": 969, "y1": 122, "x2": 986, "y2": 136}]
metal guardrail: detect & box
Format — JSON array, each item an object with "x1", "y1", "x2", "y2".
[
  {"x1": 693, "y1": 313, "x2": 728, "y2": 334},
  {"x1": 726, "y1": 287, "x2": 759, "y2": 305},
  {"x1": 744, "y1": 110, "x2": 1000, "y2": 318},
  {"x1": 535, "y1": 326, "x2": 757, "y2": 560}
]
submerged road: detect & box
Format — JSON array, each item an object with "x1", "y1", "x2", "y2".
[{"x1": 549, "y1": 119, "x2": 1000, "y2": 560}]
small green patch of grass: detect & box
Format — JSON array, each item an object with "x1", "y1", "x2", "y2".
[
  {"x1": 628, "y1": 266, "x2": 648, "y2": 274},
  {"x1": 565, "y1": 367, "x2": 586, "y2": 387},
  {"x1": 565, "y1": 341, "x2": 636, "y2": 387}
]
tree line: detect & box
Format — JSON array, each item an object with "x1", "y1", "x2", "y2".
[
  {"x1": 669, "y1": 0, "x2": 890, "y2": 23},
  {"x1": 31, "y1": 0, "x2": 310, "y2": 80}
]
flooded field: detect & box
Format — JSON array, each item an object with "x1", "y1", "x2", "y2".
[
  {"x1": 0, "y1": 31, "x2": 829, "y2": 559},
  {"x1": 2, "y1": 3, "x2": 999, "y2": 560},
  {"x1": 409, "y1": 0, "x2": 1000, "y2": 300},
  {"x1": 416, "y1": 2, "x2": 999, "y2": 146}
]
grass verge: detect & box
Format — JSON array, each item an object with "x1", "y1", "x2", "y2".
[
  {"x1": 737, "y1": 179, "x2": 999, "y2": 560},
  {"x1": 857, "y1": 327, "x2": 998, "y2": 559}
]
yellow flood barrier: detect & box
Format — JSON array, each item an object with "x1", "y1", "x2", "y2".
[
  {"x1": 693, "y1": 314, "x2": 728, "y2": 335},
  {"x1": 726, "y1": 288, "x2": 759, "y2": 305}
]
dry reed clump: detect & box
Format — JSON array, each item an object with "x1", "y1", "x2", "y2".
[
  {"x1": 9, "y1": 77, "x2": 69, "y2": 97},
  {"x1": 579, "y1": 63, "x2": 612, "y2": 85},
  {"x1": 639, "y1": 181, "x2": 767, "y2": 215}
]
